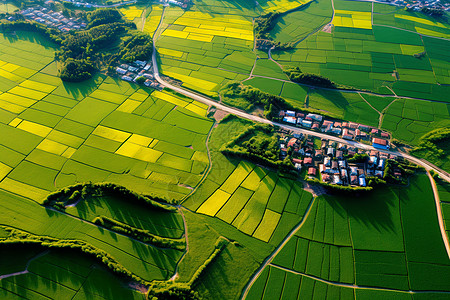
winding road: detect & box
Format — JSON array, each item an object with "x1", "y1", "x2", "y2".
[{"x1": 150, "y1": 6, "x2": 450, "y2": 298}]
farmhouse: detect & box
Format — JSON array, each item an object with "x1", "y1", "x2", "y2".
[
  {"x1": 372, "y1": 138, "x2": 389, "y2": 150},
  {"x1": 308, "y1": 167, "x2": 317, "y2": 176}
]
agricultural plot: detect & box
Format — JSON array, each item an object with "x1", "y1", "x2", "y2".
[
  {"x1": 0, "y1": 63, "x2": 212, "y2": 202},
  {"x1": 269, "y1": 0, "x2": 332, "y2": 43},
  {"x1": 0, "y1": 247, "x2": 146, "y2": 299},
  {"x1": 436, "y1": 178, "x2": 450, "y2": 240},
  {"x1": 246, "y1": 173, "x2": 450, "y2": 299},
  {"x1": 143, "y1": 5, "x2": 164, "y2": 36},
  {"x1": 270, "y1": 0, "x2": 450, "y2": 101},
  {"x1": 308, "y1": 90, "x2": 380, "y2": 127},
  {"x1": 184, "y1": 116, "x2": 313, "y2": 245},
  {"x1": 381, "y1": 98, "x2": 450, "y2": 145},
  {"x1": 156, "y1": 5, "x2": 255, "y2": 96}
]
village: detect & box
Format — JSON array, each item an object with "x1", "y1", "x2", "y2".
[
  {"x1": 278, "y1": 109, "x2": 391, "y2": 150},
  {"x1": 279, "y1": 132, "x2": 402, "y2": 188},
  {"x1": 20, "y1": 5, "x2": 87, "y2": 32},
  {"x1": 115, "y1": 60, "x2": 163, "y2": 89}
]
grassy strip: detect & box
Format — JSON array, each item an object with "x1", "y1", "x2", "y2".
[
  {"x1": 306, "y1": 178, "x2": 373, "y2": 193},
  {"x1": 43, "y1": 182, "x2": 176, "y2": 211},
  {"x1": 220, "y1": 122, "x2": 297, "y2": 175},
  {"x1": 146, "y1": 237, "x2": 229, "y2": 300},
  {"x1": 410, "y1": 127, "x2": 450, "y2": 172},
  {"x1": 93, "y1": 216, "x2": 186, "y2": 251}
]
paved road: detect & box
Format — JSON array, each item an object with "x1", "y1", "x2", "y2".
[
  {"x1": 150, "y1": 7, "x2": 450, "y2": 185},
  {"x1": 151, "y1": 45, "x2": 450, "y2": 182}
]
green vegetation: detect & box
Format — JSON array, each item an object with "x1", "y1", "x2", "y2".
[
  {"x1": 284, "y1": 66, "x2": 335, "y2": 88},
  {"x1": 220, "y1": 123, "x2": 296, "y2": 174},
  {"x1": 411, "y1": 127, "x2": 450, "y2": 172}
]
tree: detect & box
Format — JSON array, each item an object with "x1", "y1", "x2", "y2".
[{"x1": 135, "y1": 76, "x2": 146, "y2": 84}]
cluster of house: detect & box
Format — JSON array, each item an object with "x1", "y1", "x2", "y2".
[
  {"x1": 20, "y1": 6, "x2": 87, "y2": 32},
  {"x1": 279, "y1": 110, "x2": 390, "y2": 150},
  {"x1": 116, "y1": 60, "x2": 162, "y2": 89},
  {"x1": 159, "y1": 0, "x2": 190, "y2": 9},
  {"x1": 280, "y1": 134, "x2": 400, "y2": 187},
  {"x1": 381, "y1": 0, "x2": 450, "y2": 12}
]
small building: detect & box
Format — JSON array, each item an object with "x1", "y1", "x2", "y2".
[
  {"x1": 359, "y1": 177, "x2": 366, "y2": 187},
  {"x1": 283, "y1": 116, "x2": 297, "y2": 124},
  {"x1": 342, "y1": 128, "x2": 353, "y2": 140},
  {"x1": 349, "y1": 166, "x2": 358, "y2": 176},
  {"x1": 322, "y1": 174, "x2": 331, "y2": 182},
  {"x1": 292, "y1": 158, "x2": 303, "y2": 165},
  {"x1": 375, "y1": 170, "x2": 384, "y2": 178},
  {"x1": 304, "y1": 157, "x2": 313, "y2": 166},
  {"x1": 279, "y1": 110, "x2": 286, "y2": 117},
  {"x1": 378, "y1": 158, "x2": 386, "y2": 170},
  {"x1": 338, "y1": 160, "x2": 346, "y2": 169},
  {"x1": 336, "y1": 150, "x2": 344, "y2": 160},
  {"x1": 324, "y1": 157, "x2": 331, "y2": 167},
  {"x1": 333, "y1": 175, "x2": 343, "y2": 185},
  {"x1": 306, "y1": 113, "x2": 323, "y2": 122},
  {"x1": 327, "y1": 148, "x2": 336, "y2": 157},
  {"x1": 301, "y1": 120, "x2": 312, "y2": 128},
  {"x1": 287, "y1": 138, "x2": 297, "y2": 148},
  {"x1": 315, "y1": 149, "x2": 323, "y2": 159},
  {"x1": 308, "y1": 167, "x2": 317, "y2": 176},
  {"x1": 116, "y1": 67, "x2": 127, "y2": 75},
  {"x1": 312, "y1": 123, "x2": 320, "y2": 130},
  {"x1": 381, "y1": 132, "x2": 389, "y2": 138},
  {"x1": 371, "y1": 128, "x2": 379, "y2": 135},
  {"x1": 331, "y1": 160, "x2": 339, "y2": 171},
  {"x1": 286, "y1": 110, "x2": 296, "y2": 117},
  {"x1": 372, "y1": 138, "x2": 389, "y2": 150}
]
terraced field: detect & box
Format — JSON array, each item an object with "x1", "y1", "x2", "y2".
[
  {"x1": 247, "y1": 174, "x2": 450, "y2": 299},
  {"x1": 270, "y1": 0, "x2": 450, "y2": 101},
  {"x1": 184, "y1": 116, "x2": 314, "y2": 246}
]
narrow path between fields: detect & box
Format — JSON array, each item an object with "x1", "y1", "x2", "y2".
[
  {"x1": 0, "y1": 250, "x2": 49, "y2": 280},
  {"x1": 428, "y1": 171, "x2": 450, "y2": 260},
  {"x1": 358, "y1": 93, "x2": 383, "y2": 128},
  {"x1": 269, "y1": 263, "x2": 450, "y2": 295},
  {"x1": 239, "y1": 197, "x2": 317, "y2": 299}
]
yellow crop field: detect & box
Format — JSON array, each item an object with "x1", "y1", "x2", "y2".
[
  {"x1": 1, "y1": 62, "x2": 19, "y2": 72},
  {"x1": 61, "y1": 147, "x2": 76, "y2": 159},
  {"x1": 19, "y1": 80, "x2": 56, "y2": 93},
  {"x1": 260, "y1": 0, "x2": 310, "y2": 13},
  {"x1": 153, "y1": 90, "x2": 190, "y2": 107},
  {"x1": 0, "y1": 99, "x2": 26, "y2": 114},
  {"x1": 197, "y1": 189, "x2": 231, "y2": 216},
  {"x1": 37, "y1": 139, "x2": 68, "y2": 156},
  {"x1": 164, "y1": 72, "x2": 219, "y2": 92},
  {"x1": 117, "y1": 99, "x2": 141, "y2": 113},
  {"x1": 17, "y1": 120, "x2": 52, "y2": 137},
  {"x1": 158, "y1": 47, "x2": 186, "y2": 58},
  {"x1": 128, "y1": 134, "x2": 153, "y2": 147},
  {"x1": 162, "y1": 29, "x2": 190, "y2": 39},
  {"x1": 147, "y1": 172, "x2": 178, "y2": 184},
  {"x1": 191, "y1": 151, "x2": 209, "y2": 163},
  {"x1": 183, "y1": 26, "x2": 253, "y2": 41},
  {"x1": 186, "y1": 33, "x2": 214, "y2": 42},
  {"x1": 252, "y1": 209, "x2": 281, "y2": 242},
  {"x1": 0, "y1": 178, "x2": 49, "y2": 203},
  {"x1": 0, "y1": 162, "x2": 12, "y2": 181},
  {"x1": 143, "y1": 6, "x2": 163, "y2": 37},
  {"x1": 8, "y1": 86, "x2": 48, "y2": 100},
  {"x1": 46, "y1": 130, "x2": 84, "y2": 148},
  {"x1": 333, "y1": 10, "x2": 372, "y2": 30},
  {"x1": 0, "y1": 69, "x2": 23, "y2": 82},
  {"x1": 149, "y1": 139, "x2": 159, "y2": 148},
  {"x1": 185, "y1": 103, "x2": 207, "y2": 116},
  {"x1": 128, "y1": 91, "x2": 148, "y2": 101},
  {"x1": 92, "y1": 125, "x2": 131, "y2": 143},
  {"x1": 221, "y1": 161, "x2": 254, "y2": 194},
  {"x1": 0, "y1": 92, "x2": 36, "y2": 107},
  {"x1": 8, "y1": 118, "x2": 22, "y2": 127},
  {"x1": 119, "y1": 6, "x2": 143, "y2": 20},
  {"x1": 415, "y1": 26, "x2": 450, "y2": 39},
  {"x1": 400, "y1": 44, "x2": 425, "y2": 55},
  {"x1": 115, "y1": 141, "x2": 163, "y2": 163},
  {"x1": 115, "y1": 141, "x2": 141, "y2": 157},
  {"x1": 395, "y1": 14, "x2": 447, "y2": 28}
]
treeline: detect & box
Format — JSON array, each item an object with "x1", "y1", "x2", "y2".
[
  {"x1": 306, "y1": 178, "x2": 373, "y2": 193},
  {"x1": 221, "y1": 123, "x2": 296, "y2": 174},
  {"x1": 146, "y1": 237, "x2": 228, "y2": 300},
  {"x1": 0, "y1": 226, "x2": 151, "y2": 286},
  {"x1": 284, "y1": 66, "x2": 335, "y2": 88},
  {"x1": 254, "y1": 12, "x2": 294, "y2": 50},
  {"x1": 93, "y1": 216, "x2": 186, "y2": 251},
  {"x1": 383, "y1": 159, "x2": 424, "y2": 184},
  {"x1": 117, "y1": 33, "x2": 153, "y2": 63},
  {"x1": 221, "y1": 82, "x2": 294, "y2": 119},
  {"x1": 410, "y1": 127, "x2": 449, "y2": 173},
  {"x1": 0, "y1": 21, "x2": 63, "y2": 44},
  {"x1": 43, "y1": 182, "x2": 176, "y2": 212}
]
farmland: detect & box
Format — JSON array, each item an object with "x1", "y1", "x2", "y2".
[
  {"x1": 0, "y1": 0, "x2": 450, "y2": 299},
  {"x1": 246, "y1": 174, "x2": 450, "y2": 298}
]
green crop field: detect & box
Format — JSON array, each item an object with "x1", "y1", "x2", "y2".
[
  {"x1": 0, "y1": 0, "x2": 450, "y2": 299},
  {"x1": 247, "y1": 174, "x2": 450, "y2": 298}
]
